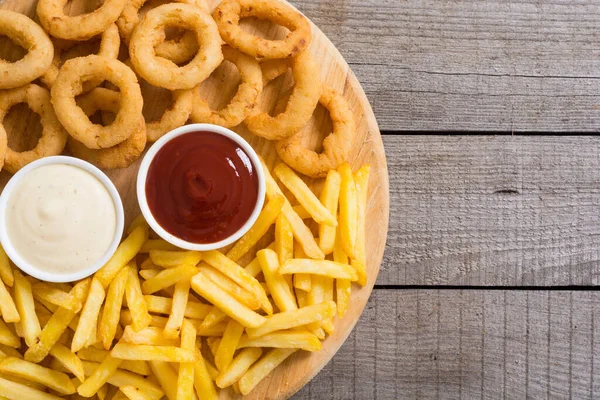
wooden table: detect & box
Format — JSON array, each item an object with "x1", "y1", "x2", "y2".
[{"x1": 293, "y1": 0, "x2": 600, "y2": 398}]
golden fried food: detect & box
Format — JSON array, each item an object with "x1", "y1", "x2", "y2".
[
  {"x1": 37, "y1": 0, "x2": 126, "y2": 40},
  {"x1": 129, "y1": 3, "x2": 223, "y2": 90},
  {"x1": 51, "y1": 55, "x2": 143, "y2": 149},
  {"x1": 0, "y1": 84, "x2": 68, "y2": 173},
  {"x1": 191, "y1": 45, "x2": 263, "y2": 128},
  {"x1": 245, "y1": 51, "x2": 321, "y2": 140},
  {"x1": 0, "y1": 10, "x2": 53, "y2": 90},
  {"x1": 67, "y1": 88, "x2": 146, "y2": 169},
  {"x1": 214, "y1": 0, "x2": 311, "y2": 59},
  {"x1": 276, "y1": 87, "x2": 354, "y2": 177}
]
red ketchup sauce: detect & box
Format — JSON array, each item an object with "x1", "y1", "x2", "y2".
[{"x1": 145, "y1": 131, "x2": 259, "y2": 244}]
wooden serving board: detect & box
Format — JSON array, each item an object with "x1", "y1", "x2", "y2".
[{"x1": 0, "y1": 0, "x2": 389, "y2": 398}]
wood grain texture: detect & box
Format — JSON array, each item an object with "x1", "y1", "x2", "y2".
[
  {"x1": 297, "y1": 0, "x2": 600, "y2": 132},
  {"x1": 295, "y1": 289, "x2": 600, "y2": 400},
  {"x1": 0, "y1": 0, "x2": 389, "y2": 399},
  {"x1": 381, "y1": 135, "x2": 600, "y2": 286}
]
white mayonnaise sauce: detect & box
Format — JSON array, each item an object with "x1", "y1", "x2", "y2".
[{"x1": 5, "y1": 164, "x2": 117, "y2": 274}]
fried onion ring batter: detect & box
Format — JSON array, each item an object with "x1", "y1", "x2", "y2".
[
  {"x1": 276, "y1": 87, "x2": 354, "y2": 178},
  {"x1": 191, "y1": 45, "x2": 263, "y2": 128},
  {"x1": 0, "y1": 84, "x2": 68, "y2": 173},
  {"x1": 0, "y1": 11, "x2": 54, "y2": 90}
]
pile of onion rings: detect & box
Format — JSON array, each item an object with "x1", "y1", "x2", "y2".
[{"x1": 0, "y1": 0, "x2": 354, "y2": 178}]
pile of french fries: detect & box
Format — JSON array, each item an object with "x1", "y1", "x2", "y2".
[{"x1": 0, "y1": 161, "x2": 370, "y2": 399}]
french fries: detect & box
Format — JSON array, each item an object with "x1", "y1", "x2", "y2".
[
  {"x1": 100, "y1": 266, "x2": 128, "y2": 349},
  {"x1": 239, "y1": 348, "x2": 297, "y2": 395},
  {"x1": 0, "y1": 161, "x2": 371, "y2": 397},
  {"x1": 226, "y1": 195, "x2": 284, "y2": 262},
  {"x1": 338, "y1": 162, "x2": 358, "y2": 259},
  {"x1": 13, "y1": 271, "x2": 41, "y2": 346},
  {"x1": 274, "y1": 163, "x2": 336, "y2": 226},
  {"x1": 190, "y1": 272, "x2": 266, "y2": 328},
  {"x1": 0, "y1": 356, "x2": 76, "y2": 395}
]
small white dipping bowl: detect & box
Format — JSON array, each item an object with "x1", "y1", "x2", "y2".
[
  {"x1": 0, "y1": 156, "x2": 125, "y2": 283},
  {"x1": 137, "y1": 123, "x2": 266, "y2": 251}
]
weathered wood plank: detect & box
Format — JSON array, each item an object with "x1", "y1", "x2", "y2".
[
  {"x1": 294, "y1": 289, "x2": 600, "y2": 400},
  {"x1": 297, "y1": 0, "x2": 600, "y2": 131},
  {"x1": 380, "y1": 135, "x2": 600, "y2": 286}
]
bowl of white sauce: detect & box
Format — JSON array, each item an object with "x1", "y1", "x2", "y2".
[{"x1": 0, "y1": 156, "x2": 124, "y2": 282}]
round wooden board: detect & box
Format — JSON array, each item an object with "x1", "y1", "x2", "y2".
[{"x1": 0, "y1": 0, "x2": 389, "y2": 398}]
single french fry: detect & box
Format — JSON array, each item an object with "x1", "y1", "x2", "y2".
[
  {"x1": 140, "y1": 240, "x2": 178, "y2": 253},
  {"x1": 193, "y1": 346, "x2": 218, "y2": 400},
  {"x1": 126, "y1": 214, "x2": 148, "y2": 235},
  {"x1": 214, "y1": 320, "x2": 244, "y2": 372},
  {"x1": 352, "y1": 164, "x2": 371, "y2": 286},
  {"x1": 292, "y1": 204, "x2": 311, "y2": 220},
  {"x1": 24, "y1": 279, "x2": 90, "y2": 363},
  {"x1": 0, "y1": 278, "x2": 19, "y2": 323},
  {"x1": 100, "y1": 266, "x2": 128, "y2": 349},
  {"x1": 274, "y1": 163, "x2": 336, "y2": 225},
  {"x1": 0, "y1": 244, "x2": 13, "y2": 287},
  {"x1": 126, "y1": 264, "x2": 152, "y2": 332},
  {"x1": 238, "y1": 331, "x2": 321, "y2": 352},
  {"x1": 333, "y1": 228, "x2": 351, "y2": 317},
  {"x1": 149, "y1": 361, "x2": 178, "y2": 400},
  {"x1": 258, "y1": 249, "x2": 297, "y2": 312},
  {"x1": 77, "y1": 347, "x2": 151, "y2": 376},
  {"x1": 0, "y1": 357, "x2": 75, "y2": 395},
  {"x1": 144, "y1": 295, "x2": 210, "y2": 320},
  {"x1": 12, "y1": 271, "x2": 40, "y2": 346},
  {"x1": 32, "y1": 282, "x2": 80, "y2": 311},
  {"x1": 96, "y1": 225, "x2": 148, "y2": 288},
  {"x1": 72, "y1": 278, "x2": 105, "y2": 352},
  {"x1": 77, "y1": 355, "x2": 123, "y2": 397},
  {"x1": 202, "y1": 251, "x2": 267, "y2": 306},
  {"x1": 321, "y1": 277, "x2": 335, "y2": 335},
  {"x1": 176, "y1": 320, "x2": 196, "y2": 400},
  {"x1": 275, "y1": 214, "x2": 293, "y2": 265},
  {"x1": 198, "y1": 307, "x2": 228, "y2": 330},
  {"x1": 279, "y1": 259, "x2": 358, "y2": 281},
  {"x1": 121, "y1": 326, "x2": 179, "y2": 347},
  {"x1": 338, "y1": 162, "x2": 358, "y2": 259},
  {"x1": 49, "y1": 343, "x2": 85, "y2": 382},
  {"x1": 226, "y1": 195, "x2": 284, "y2": 262},
  {"x1": 149, "y1": 250, "x2": 201, "y2": 268},
  {"x1": 80, "y1": 361, "x2": 164, "y2": 399},
  {"x1": 260, "y1": 159, "x2": 324, "y2": 259},
  {"x1": 120, "y1": 386, "x2": 153, "y2": 400},
  {"x1": 163, "y1": 278, "x2": 190, "y2": 339},
  {"x1": 239, "y1": 348, "x2": 297, "y2": 395},
  {"x1": 0, "y1": 376, "x2": 61, "y2": 400},
  {"x1": 318, "y1": 169, "x2": 342, "y2": 254},
  {"x1": 198, "y1": 265, "x2": 261, "y2": 310},
  {"x1": 141, "y1": 264, "x2": 198, "y2": 295},
  {"x1": 246, "y1": 301, "x2": 337, "y2": 338},
  {"x1": 216, "y1": 347, "x2": 262, "y2": 389},
  {"x1": 139, "y1": 269, "x2": 159, "y2": 281},
  {"x1": 190, "y1": 272, "x2": 266, "y2": 328},
  {"x1": 111, "y1": 343, "x2": 197, "y2": 363}
]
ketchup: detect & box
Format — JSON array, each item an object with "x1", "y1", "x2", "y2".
[{"x1": 145, "y1": 131, "x2": 259, "y2": 244}]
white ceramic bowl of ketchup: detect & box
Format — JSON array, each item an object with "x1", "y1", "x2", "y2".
[{"x1": 136, "y1": 123, "x2": 266, "y2": 251}]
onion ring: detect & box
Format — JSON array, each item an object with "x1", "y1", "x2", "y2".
[
  {"x1": 213, "y1": 0, "x2": 311, "y2": 59},
  {"x1": 190, "y1": 45, "x2": 262, "y2": 128},
  {"x1": 37, "y1": 0, "x2": 126, "y2": 41},
  {"x1": 276, "y1": 87, "x2": 354, "y2": 178},
  {"x1": 68, "y1": 88, "x2": 147, "y2": 169},
  {"x1": 245, "y1": 50, "x2": 320, "y2": 140},
  {"x1": 129, "y1": 3, "x2": 223, "y2": 90},
  {"x1": 117, "y1": 0, "x2": 207, "y2": 64},
  {"x1": 146, "y1": 88, "x2": 193, "y2": 142},
  {"x1": 0, "y1": 84, "x2": 68, "y2": 173},
  {"x1": 260, "y1": 58, "x2": 291, "y2": 83},
  {"x1": 0, "y1": 11, "x2": 54, "y2": 90},
  {"x1": 51, "y1": 55, "x2": 144, "y2": 149},
  {"x1": 40, "y1": 24, "x2": 121, "y2": 89}
]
